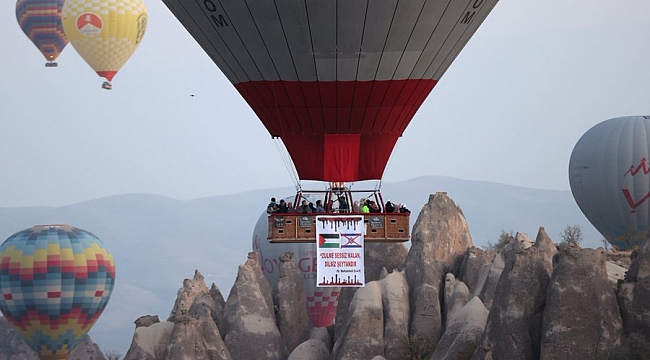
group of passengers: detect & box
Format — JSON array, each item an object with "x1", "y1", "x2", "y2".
[{"x1": 267, "y1": 196, "x2": 410, "y2": 215}]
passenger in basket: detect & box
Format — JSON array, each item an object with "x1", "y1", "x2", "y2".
[
  {"x1": 399, "y1": 203, "x2": 411, "y2": 213},
  {"x1": 360, "y1": 198, "x2": 370, "y2": 213},
  {"x1": 267, "y1": 197, "x2": 278, "y2": 214},
  {"x1": 277, "y1": 199, "x2": 288, "y2": 213},
  {"x1": 299, "y1": 200, "x2": 312, "y2": 213},
  {"x1": 315, "y1": 200, "x2": 326, "y2": 213},
  {"x1": 385, "y1": 200, "x2": 395, "y2": 213},
  {"x1": 369, "y1": 200, "x2": 381, "y2": 213}
]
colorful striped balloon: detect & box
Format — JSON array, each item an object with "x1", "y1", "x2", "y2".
[
  {"x1": 15, "y1": 0, "x2": 69, "y2": 66},
  {"x1": 0, "y1": 225, "x2": 115, "y2": 360}
]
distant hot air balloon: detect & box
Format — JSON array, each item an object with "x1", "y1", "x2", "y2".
[
  {"x1": 252, "y1": 207, "x2": 339, "y2": 327},
  {"x1": 61, "y1": 0, "x2": 147, "y2": 89},
  {"x1": 0, "y1": 224, "x2": 115, "y2": 360},
  {"x1": 569, "y1": 115, "x2": 650, "y2": 250},
  {"x1": 15, "y1": 0, "x2": 68, "y2": 67},
  {"x1": 162, "y1": 0, "x2": 498, "y2": 182}
]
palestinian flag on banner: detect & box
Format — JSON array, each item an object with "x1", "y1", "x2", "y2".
[{"x1": 318, "y1": 233, "x2": 340, "y2": 248}]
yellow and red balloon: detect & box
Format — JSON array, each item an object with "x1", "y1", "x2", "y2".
[{"x1": 61, "y1": 0, "x2": 148, "y2": 89}]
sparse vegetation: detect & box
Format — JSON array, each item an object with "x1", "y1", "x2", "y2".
[
  {"x1": 602, "y1": 238, "x2": 612, "y2": 251},
  {"x1": 559, "y1": 224, "x2": 583, "y2": 246},
  {"x1": 483, "y1": 230, "x2": 514, "y2": 252},
  {"x1": 104, "y1": 350, "x2": 122, "y2": 360}
]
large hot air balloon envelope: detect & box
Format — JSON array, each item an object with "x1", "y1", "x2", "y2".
[
  {"x1": 0, "y1": 224, "x2": 115, "y2": 360},
  {"x1": 569, "y1": 115, "x2": 650, "y2": 250},
  {"x1": 162, "y1": 0, "x2": 498, "y2": 182},
  {"x1": 61, "y1": 0, "x2": 148, "y2": 89},
  {"x1": 252, "y1": 208, "x2": 339, "y2": 327},
  {"x1": 16, "y1": 0, "x2": 68, "y2": 66}
]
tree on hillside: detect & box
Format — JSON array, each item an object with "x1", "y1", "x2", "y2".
[
  {"x1": 559, "y1": 224, "x2": 583, "y2": 246},
  {"x1": 483, "y1": 230, "x2": 514, "y2": 252},
  {"x1": 601, "y1": 238, "x2": 611, "y2": 251}
]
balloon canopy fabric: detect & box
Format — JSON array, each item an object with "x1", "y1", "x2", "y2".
[
  {"x1": 252, "y1": 209, "x2": 339, "y2": 327},
  {"x1": 569, "y1": 116, "x2": 650, "y2": 250},
  {"x1": 15, "y1": 0, "x2": 68, "y2": 64},
  {"x1": 0, "y1": 225, "x2": 115, "y2": 360},
  {"x1": 61, "y1": 0, "x2": 147, "y2": 83},
  {"x1": 162, "y1": 0, "x2": 498, "y2": 182}
]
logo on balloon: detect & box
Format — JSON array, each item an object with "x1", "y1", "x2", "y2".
[
  {"x1": 135, "y1": 13, "x2": 147, "y2": 44},
  {"x1": 76, "y1": 12, "x2": 102, "y2": 35},
  {"x1": 624, "y1": 157, "x2": 649, "y2": 177},
  {"x1": 622, "y1": 157, "x2": 650, "y2": 213}
]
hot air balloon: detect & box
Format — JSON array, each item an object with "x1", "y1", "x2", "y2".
[
  {"x1": 569, "y1": 115, "x2": 650, "y2": 250},
  {"x1": 15, "y1": 0, "x2": 68, "y2": 67},
  {"x1": 61, "y1": 0, "x2": 147, "y2": 89},
  {"x1": 161, "y1": 0, "x2": 498, "y2": 182},
  {"x1": 252, "y1": 205, "x2": 340, "y2": 327},
  {"x1": 0, "y1": 224, "x2": 115, "y2": 360}
]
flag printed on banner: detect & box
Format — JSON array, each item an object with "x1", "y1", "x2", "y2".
[
  {"x1": 316, "y1": 215, "x2": 365, "y2": 287},
  {"x1": 341, "y1": 233, "x2": 362, "y2": 248},
  {"x1": 319, "y1": 233, "x2": 340, "y2": 248}
]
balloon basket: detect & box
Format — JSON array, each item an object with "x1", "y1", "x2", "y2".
[
  {"x1": 267, "y1": 186, "x2": 410, "y2": 244},
  {"x1": 45, "y1": 62, "x2": 58, "y2": 68},
  {"x1": 101, "y1": 81, "x2": 113, "y2": 90}
]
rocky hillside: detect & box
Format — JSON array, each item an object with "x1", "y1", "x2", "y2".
[{"x1": 121, "y1": 192, "x2": 649, "y2": 359}]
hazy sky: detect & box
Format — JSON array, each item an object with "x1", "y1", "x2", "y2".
[{"x1": 1, "y1": 0, "x2": 649, "y2": 207}]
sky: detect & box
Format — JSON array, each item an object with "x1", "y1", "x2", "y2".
[{"x1": 1, "y1": 0, "x2": 650, "y2": 208}]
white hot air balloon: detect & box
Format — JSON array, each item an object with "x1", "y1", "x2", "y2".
[
  {"x1": 569, "y1": 115, "x2": 650, "y2": 250},
  {"x1": 252, "y1": 199, "x2": 340, "y2": 327},
  {"x1": 162, "y1": 0, "x2": 499, "y2": 183}
]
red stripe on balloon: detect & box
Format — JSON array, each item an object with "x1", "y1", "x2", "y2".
[
  {"x1": 234, "y1": 79, "x2": 437, "y2": 181},
  {"x1": 96, "y1": 71, "x2": 117, "y2": 82}
]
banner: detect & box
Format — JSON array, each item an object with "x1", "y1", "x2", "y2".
[{"x1": 316, "y1": 215, "x2": 365, "y2": 287}]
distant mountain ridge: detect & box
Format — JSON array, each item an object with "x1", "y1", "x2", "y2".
[{"x1": 0, "y1": 175, "x2": 600, "y2": 354}]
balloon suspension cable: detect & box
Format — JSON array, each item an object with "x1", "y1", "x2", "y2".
[
  {"x1": 273, "y1": 138, "x2": 300, "y2": 190},
  {"x1": 382, "y1": 137, "x2": 400, "y2": 185}
]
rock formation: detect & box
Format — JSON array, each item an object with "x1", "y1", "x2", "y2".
[
  {"x1": 274, "y1": 252, "x2": 312, "y2": 354},
  {"x1": 458, "y1": 247, "x2": 496, "y2": 295},
  {"x1": 540, "y1": 248, "x2": 623, "y2": 359},
  {"x1": 123, "y1": 317, "x2": 174, "y2": 360},
  {"x1": 431, "y1": 295, "x2": 488, "y2": 360},
  {"x1": 473, "y1": 228, "x2": 557, "y2": 360},
  {"x1": 618, "y1": 241, "x2": 650, "y2": 343},
  {"x1": 405, "y1": 192, "x2": 472, "y2": 352},
  {"x1": 120, "y1": 191, "x2": 650, "y2": 360},
  {"x1": 222, "y1": 252, "x2": 286, "y2": 360}
]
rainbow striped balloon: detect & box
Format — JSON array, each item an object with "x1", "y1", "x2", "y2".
[
  {"x1": 0, "y1": 225, "x2": 115, "y2": 360},
  {"x1": 15, "y1": 0, "x2": 68, "y2": 65}
]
